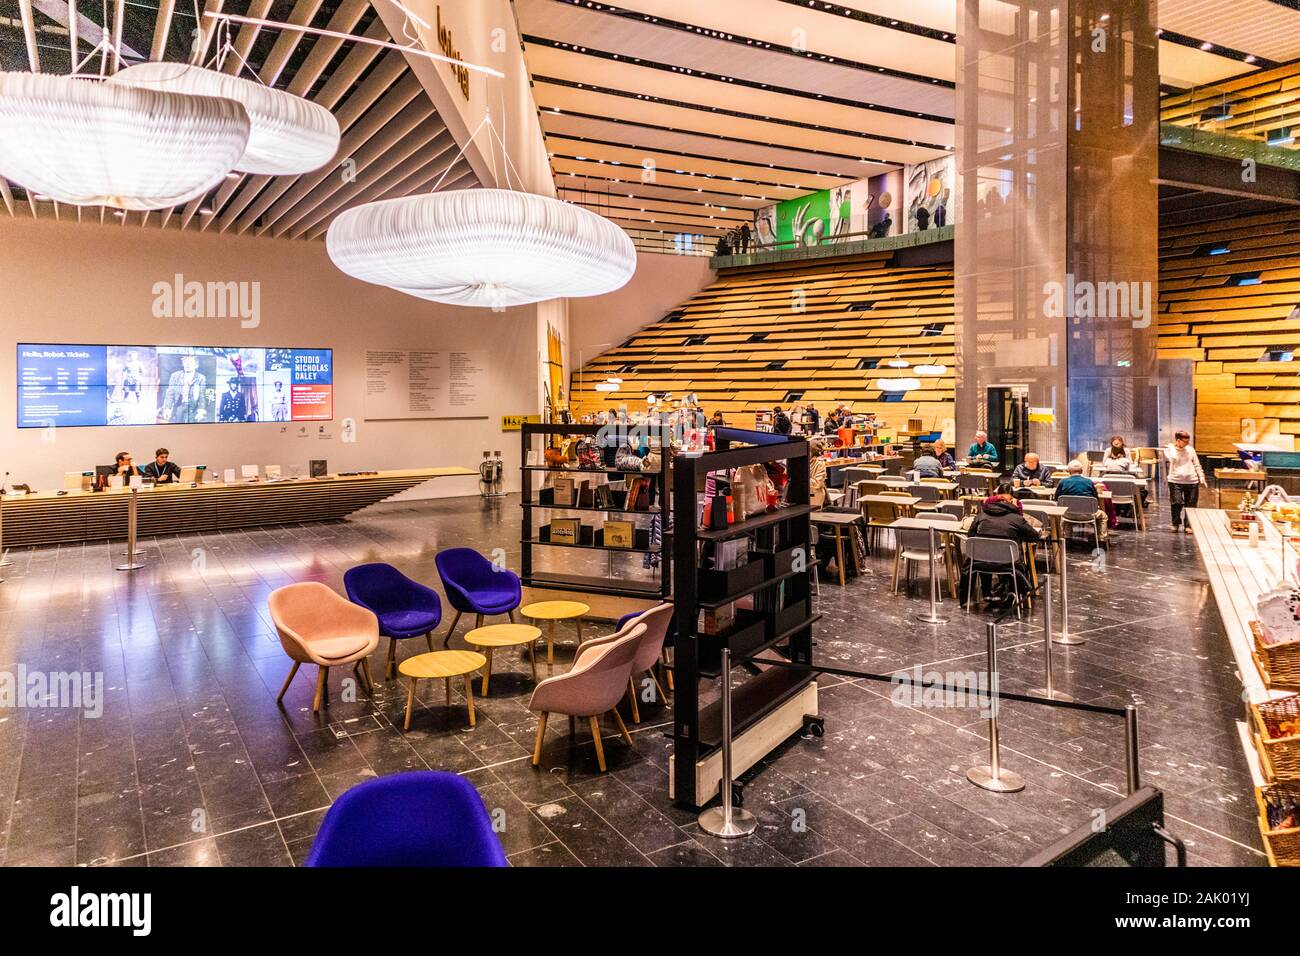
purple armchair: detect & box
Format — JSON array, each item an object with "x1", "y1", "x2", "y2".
[
  {"x1": 435, "y1": 548, "x2": 521, "y2": 645},
  {"x1": 344, "y1": 563, "x2": 443, "y2": 679}
]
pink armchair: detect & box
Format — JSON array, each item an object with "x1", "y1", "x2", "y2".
[
  {"x1": 529, "y1": 624, "x2": 644, "y2": 772},
  {"x1": 575, "y1": 603, "x2": 673, "y2": 723},
  {"x1": 269, "y1": 582, "x2": 380, "y2": 712}
]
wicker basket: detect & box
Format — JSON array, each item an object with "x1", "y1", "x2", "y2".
[
  {"x1": 1253, "y1": 695, "x2": 1300, "y2": 781},
  {"x1": 1255, "y1": 783, "x2": 1300, "y2": 866},
  {"x1": 1249, "y1": 621, "x2": 1300, "y2": 690}
]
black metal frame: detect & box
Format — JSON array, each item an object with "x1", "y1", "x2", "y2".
[
  {"x1": 1021, "y1": 786, "x2": 1185, "y2": 867},
  {"x1": 519, "y1": 421, "x2": 672, "y2": 600},
  {"x1": 671, "y1": 429, "x2": 817, "y2": 807}
]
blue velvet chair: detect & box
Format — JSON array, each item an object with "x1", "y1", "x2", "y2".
[
  {"x1": 435, "y1": 548, "x2": 521, "y2": 645},
  {"x1": 304, "y1": 771, "x2": 507, "y2": 867},
  {"x1": 344, "y1": 563, "x2": 442, "y2": 679}
]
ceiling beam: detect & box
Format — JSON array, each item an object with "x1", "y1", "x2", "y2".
[
  {"x1": 150, "y1": 0, "x2": 175, "y2": 61},
  {"x1": 17, "y1": 0, "x2": 41, "y2": 71}
]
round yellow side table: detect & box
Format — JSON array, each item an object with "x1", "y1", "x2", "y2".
[
  {"x1": 520, "y1": 600, "x2": 590, "y2": 672},
  {"x1": 464, "y1": 623, "x2": 543, "y2": 694},
  {"x1": 398, "y1": 650, "x2": 486, "y2": 731}
]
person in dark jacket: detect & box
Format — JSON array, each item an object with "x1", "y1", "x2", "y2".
[
  {"x1": 1053, "y1": 461, "x2": 1098, "y2": 500},
  {"x1": 739, "y1": 222, "x2": 751, "y2": 253},
  {"x1": 912, "y1": 453, "x2": 944, "y2": 479},
  {"x1": 772, "y1": 406, "x2": 792, "y2": 435},
  {"x1": 964, "y1": 493, "x2": 1040, "y2": 607},
  {"x1": 931, "y1": 439, "x2": 956, "y2": 469},
  {"x1": 1011, "y1": 452, "x2": 1055, "y2": 487}
]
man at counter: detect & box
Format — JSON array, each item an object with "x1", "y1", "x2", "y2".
[
  {"x1": 967, "y1": 430, "x2": 999, "y2": 465},
  {"x1": 103, "y1": 451, "x2": 139, "y2": 488},
  {"x1": 141, "y1": 448, "x2": 182, "y2": 484}
]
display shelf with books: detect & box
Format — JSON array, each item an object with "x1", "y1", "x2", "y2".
[
  {"x1": 520, "y1": 422, "x2": 672, "y2": 602},
  {"x1": 669, "y1": 426, "x2": 820, "y2": 808}
]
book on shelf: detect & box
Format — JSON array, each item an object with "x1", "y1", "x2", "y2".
[
  {"x1": 553, "y1": 476, "x2": 575, "y2": 507},
  {"x1": 603, "y1": 520, "x2": 634, "y2": 548},
  {"x1": 549, "y1": 518, "x2": 580, "y2": 544}
]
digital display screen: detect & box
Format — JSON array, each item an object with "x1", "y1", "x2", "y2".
[{"x1": 17, "y1": 344, "x2": 333, "y2": 428}]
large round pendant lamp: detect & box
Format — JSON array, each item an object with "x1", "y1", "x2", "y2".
[
  {"x1": 109, "y1": 63, "x2": 339, "y2": 174},
  {"x1": 0, "y1": 72, "x2": 250, "y2": 209},
  {"x1": 325, "y1": 189, "x2": 637, "y2": 308}
]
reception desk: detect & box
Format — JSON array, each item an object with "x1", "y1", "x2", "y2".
[{"x1": 0, "y1": 467, "x2": 476, "y2": 548}]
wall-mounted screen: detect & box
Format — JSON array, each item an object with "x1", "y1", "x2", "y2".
[{"x1": 17, "y1": 344, "x2": 333, "y2": 428}]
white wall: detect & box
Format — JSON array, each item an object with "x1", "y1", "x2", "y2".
[
  {"x1": 0, "y1": 216, "x2": 541, "y2": 496},
  {"x1": 568, "y1": 252, "x2": 716, "y2": 378}
]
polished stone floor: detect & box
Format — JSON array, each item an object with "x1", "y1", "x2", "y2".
[{"x1": 0, "y1": 493, "x2": 1265, "y2": 867}]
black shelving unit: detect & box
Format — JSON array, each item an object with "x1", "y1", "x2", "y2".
[
  {"x1": 671, "y1": 427, "x2": 821, "y2": 808},
  {"x1": 520, "y1": 422, "x2": 672, "y2": 600}
]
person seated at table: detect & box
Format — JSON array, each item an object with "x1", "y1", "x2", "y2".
[
  {"x1": 931, "y1": 439, "x2": 956, "y2": 470},
  {"x1": 967, "y1": 430, "x2": 998, "y2": 465},
  {"x1": 1053, "y1": 461, "x2": 1110, "y2": 539},
  {"x1": 709, "y1": 410, "x2": 726, "y2": 427},
  {"x1": 962, "y1": 491, "x2": 1039, "y2": 608},
  {"x1": 912, "y1": 450, "x2": 944, "y2": 478},
  {"x1": 141, "y1": 447, "x2": 182, "y2": 484},
  {"x1": 823, "y1": 406, "x2": 844, "y2": 434},
  {"x1": 107, "y1": 451, "x2": 139, "y2": 486},
  {"x1": 1100, "y1": 436, "x2": 1140, "y2": 475},
  {"x1": 1011, "y1": 452, "x2": 1055, "y2": 487}
]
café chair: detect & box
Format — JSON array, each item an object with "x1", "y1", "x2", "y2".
[
  {"x1": 530, "y1": 625, "x2": 644, "y2": 772},
  {"x1": 344, "y1": 563, "x2": 443, "y2": 679},
  {"x1": 269, "y1": 582, "x2": 380, "y2": 712},
  {"x1": 581, "y1": 603, "x2": 675, "y2": 723},
  {"x1": 1102, "y1": 477, "x2": 1145, "y2": 531},
  {"x1": 1059, "y1": 494, "x2": 1106, "y2": 549},
  {"x1": 304, "y1": 771, "x2": 506, "y2": 867},
  {"x1": 961, "y1": 537, "x2": 1028, "y2": 618},
  {"x1": 435, "y1": 547, "x2": 521, "y2": 645}
]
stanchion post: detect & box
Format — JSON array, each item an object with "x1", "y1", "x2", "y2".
[
  {"x1": 1052, "y1": 543, "x2": 1085, "y2": 645},
  {"x1": 1030, "y1": 573, "x2": 1073, "y2": 701},
  {"x1": 115, "y1": 488, "x2": 145, "y2": 572},
  {"x1": 1125, "y1": 704, "x2": 1141, "y2": 795},
  {"x1": 966, "y1": 621, "x2": 1025, "y2": 793},
  {"x1": 0, "y1": 489, "x2": 11, "y2": 569},
  {"x1": 915, "y1": 523, "x2": 948, "y2": 625},
  {"x1": 698, "y1": 648, "x2": 757, "y2": 838}
]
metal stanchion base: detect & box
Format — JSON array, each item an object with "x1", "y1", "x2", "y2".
[
  {"x1": 115, "y1": 560, "x2": 146, "y2": 572},
  {"x1": 1051, "y1": 633, "x2": 1086, "y2": 646},
  {"x1": 1028, "y1": 687, "x2": 1074, "y2": 702},
  {"x1": 966, "y1": 765, "x2": 1025, "y2": 792},
  {"x1": 916, "y1": 611, "x2": 949, "y2": 624},
  {"x1": 698, "y1": 806, "x2": 758, "y2": 839}
]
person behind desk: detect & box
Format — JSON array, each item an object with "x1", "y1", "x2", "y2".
[
  {"x1": 912, "y1": 452, "x2": 944, "y2": 479},
  {"x1": 141, "y1": 447, "x2": 182, "y2": 484},
  {"x1": 967, "y1": 430, "x2": 999, "y2": 465},
  {"x1": 932, "y1": 439, "x2": 956, "y2": 470},
  {"x1": 107, "y1": 451, "x2": 139, "y2": 487},
  {"x1": 1053, "y1": 461, "x2": 1109, "y2": 541}
]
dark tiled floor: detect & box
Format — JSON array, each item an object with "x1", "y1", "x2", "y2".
[{"x1": 0, "y1": 494, "x2": 1266, "y2": 866}]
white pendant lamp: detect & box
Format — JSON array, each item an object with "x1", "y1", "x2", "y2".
[
  {"x1": 0, "y1": 72, "x2": 250, "y2": 209},
  {"x1": 915, "y1": 362, "x2": 947, "y2": 376},
  {"x1": 594, "y1": 381, "x2": 619, "y2": 392},
  {"x1": 885, "y1": 356, "x2": 911, "y2": 368},
  {"x1": 326, "y1": 189, "x2": 637, "y2": 308},
  {"x1": 876, "y1": 377, "x2": 921, "y2": 392},
  {"x1": 109, "y1": 63, "x2": 339, "y2": 175}
]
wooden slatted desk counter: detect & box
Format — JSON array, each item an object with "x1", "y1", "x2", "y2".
[{"x1": 0, "y1": 467, "x2": 476, "y2": 548}]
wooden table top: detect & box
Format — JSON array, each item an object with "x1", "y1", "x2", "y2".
[
  {"x1": 521, "y1": 600, "x2": 590, "y2": 620},
  {"x1": 810, "y1": 511, "x2": 863, "y2": 526},
  {"x1": 464, "y1": 624, "x2": 543, "y2": 647},
  {"x1": 858, "y1": 494, "x2": 920, "y2": 506},
  {"x1": 398, "y1": 650, "x2": 486, "y2": 680}
]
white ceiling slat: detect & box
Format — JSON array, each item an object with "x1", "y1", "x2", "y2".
[
  {"x1": 17, "y1": 0, "x2": 40, "y2": 71},
  {"x1": 215, "y1": 24, "x2": 398, "y2": 234},
  {"x1": 220, "y1": 0, "x2": 274, "y2": 75},
  {"x1": 150, "y1": 0, "x2": 176, "y2": 61},
  {"x1": 1160, "y1": 0, "x2": 1300, "y2": 65},
  {"x1": 191, "y1": 0, "x2": 226, "y2": 66},
  {"x1": 268, "y1": 99, "x2": 437, "y2": 236},
  {"x1": 0, "y1": 179, "x2": 15, "y2": 217},
  {"x1": 245, "y1": 69, "x2": 423, "y2": 238},
  {"x1": 259, "y1": 0, "x2": 326, "y2": 87}
]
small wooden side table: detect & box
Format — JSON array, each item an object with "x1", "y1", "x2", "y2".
[
  {"x1": 464, "y1": 623, "x2": 542, "y2": 694},
  {"x1": 398, "y1": 650, "x2": 486, "y2": 730},
  {"x1": 520, "y1": 600, "x2": 589, "y2": 671}
]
